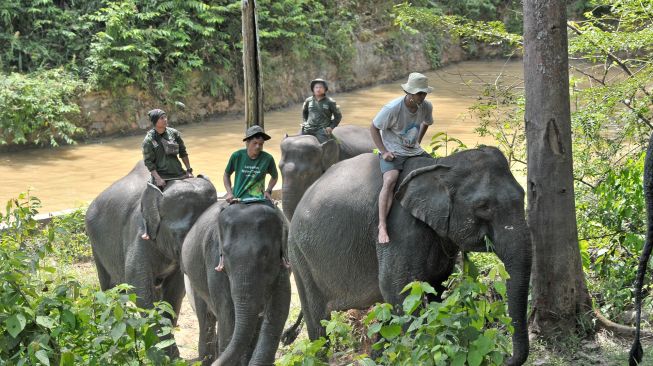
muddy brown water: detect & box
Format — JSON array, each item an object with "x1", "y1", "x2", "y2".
[{"x1": 0, "y1": 60, "x2": 523, "y2": 213}]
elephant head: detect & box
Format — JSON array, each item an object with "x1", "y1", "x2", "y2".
[
  {"x1": 142, "y1": 177, "x2": 217, "y2": 256},
  {"x1": 214, "y1": 203, "x2": 289, "y2": 365},
  {"x1": 279, "y1": 135, "x2": 339, "y2": 219},
  {"x1": 395, "y1": 146, "x2": 533, "y2": 365}
]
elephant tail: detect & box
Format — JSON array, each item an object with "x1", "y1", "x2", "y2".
[{"x1": 281, "y1": 312, "x2": 303, "y2": 345}]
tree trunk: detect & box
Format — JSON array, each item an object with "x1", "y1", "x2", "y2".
[
  {"x1": 242, "y1": 0, "x2": 264, "y2": 129},
  {"x1": 523, "y1": 0, "x2": 592, "y2": 337}
]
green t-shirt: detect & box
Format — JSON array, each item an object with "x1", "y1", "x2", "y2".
[{"x1": 225, "y1": 149, "x2": 278, "y2": 200}]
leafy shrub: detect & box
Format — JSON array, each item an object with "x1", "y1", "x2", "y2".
[
  {"x1": 0, "y1": 193, "x2": 189, "y2": 365},
  {"x1": 277, "y1": 264, "x2": 512, "y2": 366},
  {"x1": 276, "y1": 312, "x2": 359, "y2": 366},
  {"x1": 361, "y1": 270, "x2": 512, "y2": 366},
  {"x1": 576, "y1": 153, "x2": 649, "y2": 317},
  {"x1": 0, "y1": 69, "x2": 86, "y2": 147},
  {"x1": 49, "y1": 208, "x2": 92, "y2": 264}
]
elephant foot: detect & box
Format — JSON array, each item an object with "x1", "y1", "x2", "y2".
[
  {"x1": 141, "y1": 232, "x2": 151, "y2": 240},
  {"x1": 215, "y1": 255, "x2": 224, "y2": 272}
]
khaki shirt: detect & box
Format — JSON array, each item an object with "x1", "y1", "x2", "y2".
[
  {"x1": 301, "y1": 96, "x2": 342, "y2": 133},
  {"x1": 142, "y1": 127, "x2": 188, "y2": 179}
]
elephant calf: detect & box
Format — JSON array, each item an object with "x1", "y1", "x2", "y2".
[{"x1": 182, "y1": 201, "x2": 291, "y2": 366}]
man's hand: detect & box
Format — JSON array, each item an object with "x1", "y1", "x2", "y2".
[
  {"x1": 381, "y1": 151, "x2": 395, "y2": 161},
  {"x1": 225, "y1": 192, "x2": 235, "y2": 203},
  {"x1": 264, "y1": 190, "x2": 273, "y2": 201},
  {"x1": 325, "y1": 127, "x2": 333, "y2": 135},
  {"x1": 186, "y1": 171, "x2": 194, "y2": 178},
  {"x1": 154, "y1": 176, "x2": 166, "y2": 187}
]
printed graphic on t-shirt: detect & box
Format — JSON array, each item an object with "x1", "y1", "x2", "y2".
[{"x1": 399, "y1": 122, "x2": 419, "y2": 147}]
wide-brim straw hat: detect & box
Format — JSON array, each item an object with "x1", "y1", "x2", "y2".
[
  {"x1": 401, "y1": 72, "x2": 433, "y2": 94},
  {"x1": 243, "y1": 125, "x2": 271, "y2": 141}
]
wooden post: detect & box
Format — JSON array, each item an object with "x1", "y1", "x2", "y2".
[{"x1": 242, "y1": 0, "x2": 264, "y2": 129}]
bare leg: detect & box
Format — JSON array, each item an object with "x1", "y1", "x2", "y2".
[{"x1": 378, "y1": 169, "x2": 399, "y2": 244}]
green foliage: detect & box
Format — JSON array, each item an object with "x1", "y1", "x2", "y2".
[
  {"x1": 0, "y1": 193, "x2": 189, "y2": 365},
  {"x1": 85, "y1": 0, "x2": 238, "y2": 98},
  {"x1": 429, "y1": 131, "x2": 468, "y2": 157},
  {"x1": 276, "y1": 312, "x2": 359, "y2": 366},
  {"x1": 361, "y1": 271, "x2": 512, "y2": 366},
  {"x1": 278, "y1": 266, "x2": 512, "y2": 366},
  {"x1": 0, "y1": 68, "x2": 86, "y2": 146},
  {"x1": 394, "y1": 2, "x2": 523, "y2": 52},
  {"x1": 0, "y1": 0, "x2": 102, "y2": 73},
  {"x1": 577, "y1": 153, "x2": 649, "y2": 317},
  {"x1": 49, "y1": 208, "x2": 92, "y2": 264}
]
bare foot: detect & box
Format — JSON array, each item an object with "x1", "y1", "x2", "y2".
[
  {"x1": 141, "y1": 233, "x2": 150, "y2": 240},
  {"x1": 378, "y1": 226, "x2": 390, "y2": 244},
  {"x1": 215, "y1": 255, "x2": 224, "y2": 272}
]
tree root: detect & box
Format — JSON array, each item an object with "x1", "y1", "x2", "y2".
[{"x1": 593, "y1": 308, "x2": 653, "y2": 338}]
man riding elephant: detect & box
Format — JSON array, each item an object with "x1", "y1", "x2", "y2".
[{"x1": 141, "y1": 108, "x2": 194, "y2": 240}]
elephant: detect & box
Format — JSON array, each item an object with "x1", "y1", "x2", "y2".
[
  {"x1": 279, "y1": 124, "x2": 375, "y2": 220},
  {"x1": 629, "y1": 133, "x2": 653, "y2": 366},
  {"x1": 289, "y1": 147, "x2": 533, "y2": 365},
  {"x1": 181, "y1": 201, "x2": 291, "y2": 366},
  {"x1": 85, "y1": 161, "x2": 217, "y2": 356}
]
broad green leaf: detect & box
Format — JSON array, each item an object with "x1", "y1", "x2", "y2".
[{"x1": 6, "y1": 313, "x2": 26, "y2": 338}]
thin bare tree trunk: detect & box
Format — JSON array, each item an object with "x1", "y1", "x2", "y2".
[
  {"x1": 523, "y1": 0, "x2": 592, "y2": 336},
  {"x1": 242, "y1": 0, "x2": 264, "y2": 128}
]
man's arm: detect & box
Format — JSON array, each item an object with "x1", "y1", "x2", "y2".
[
  {"x1": 370, "y1": 123, "x2": 394, "y2": 161},
  {"x1": 302, "y1": 99, "x2": 309, "y2": 123},
  {"x1": 143, "y1": 139, "x2": 166, "y2": 187},
  {"x1": 264, "y1": 177, "x2": 278, "y2": 201},
  {"x1": 223, "y1": 171, "x2": 235, "y2": 202},
  {"x1": 417, "y1": 121, "x2": 430, "y2": 144},
  {"x1": 329, "y1": 101, "x2": 342, "y2": 129}
]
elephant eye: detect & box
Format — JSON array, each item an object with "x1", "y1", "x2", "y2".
[{"x1": 474, "y1": 202, "x2": 492, "y2": 220}]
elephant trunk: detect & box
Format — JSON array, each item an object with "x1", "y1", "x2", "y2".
[
  {"x1": 215, "y1": 289, "x2": 264, "y2": 365},
  {"x1": 494, "y1": 223, "x2": 532, "y2": 366},
  {"x1": 281, "y1": 186, "x2": 304, "y2": 220}
]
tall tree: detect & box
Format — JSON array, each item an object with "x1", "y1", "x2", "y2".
[
  {"x1": 242, "y1": 0, "x2": 264, "y2": 128},
  {"x1": 523, "y1": 0, "x2": 592, "y2": 336}
]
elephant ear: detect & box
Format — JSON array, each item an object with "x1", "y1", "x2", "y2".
[
  {"x1": 320, "y1": 138, "x2": 339, "y2": 171},
  {"x1": 141, "y1": 182, "x2": 164, "y2": 240},
  {"x1": 394, "y1": 164, "x2": 452, "y2": 238}
]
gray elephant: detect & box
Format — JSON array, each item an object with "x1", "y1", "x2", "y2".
[
  {"x1": 182, "y1": 201, "x2": 291, "y2": 365},
  {"x1": 279, "y1": 124, "x2": 375, "y2": 219},
  {"x1": 86, "y1": 161, "x2": 217, "y2": 356},
  {"x1": 289, "y1": 147, "x2": 532, "y2": 365}
]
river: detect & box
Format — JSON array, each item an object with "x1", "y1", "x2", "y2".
[{"x1": 0, "y1": 60, "x2": 523, "y2": 213}]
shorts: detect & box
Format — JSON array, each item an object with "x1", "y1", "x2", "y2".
[{"x1": 379, "y1": 151, "x2": 431, "y2": 174}]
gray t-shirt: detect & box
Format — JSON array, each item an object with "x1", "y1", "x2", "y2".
[{"x1": 373, "y1": 96, "x2": 434, "y2": 156}]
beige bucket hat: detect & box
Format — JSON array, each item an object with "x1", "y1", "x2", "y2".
[{"x1": 401, "y1": 72, "x2": 433, "y2": 94}]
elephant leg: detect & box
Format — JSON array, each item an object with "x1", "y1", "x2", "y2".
[
  {"x1": 94, "y1": 256, "x2": 113, "y2": 291},
  {"x1": 294, "y1": 270, "x2": 329, "y2": 340},
  {"x1": 193, "y1": 292, "x2": 218, "y2": 366},
  {"x1": 161, "y1": 270, "x2": 186, "y2": 326},
  {"x1": 215, "y1": 288, "x2": 235, "y2": 357},
  {"x1": 250, "y1": 272, "x2": 291, "y2": 365}
]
